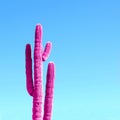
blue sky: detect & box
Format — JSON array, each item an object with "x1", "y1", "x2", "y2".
[{"x1": 0, "y1": 0, "x2": 120, "y2": 120}]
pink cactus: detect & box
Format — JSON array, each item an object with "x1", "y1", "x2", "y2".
[{"x1": 25, "y1": 24, "x2": 55, "y2": 120}]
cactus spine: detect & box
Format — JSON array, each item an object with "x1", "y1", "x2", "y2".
[{"x1": 25, "y1": 24, "x2": 55, "y2": 120}]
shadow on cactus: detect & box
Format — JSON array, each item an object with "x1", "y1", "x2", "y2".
[{"x1": 25, "y1": 24, "x2": 55, "y2": 120}]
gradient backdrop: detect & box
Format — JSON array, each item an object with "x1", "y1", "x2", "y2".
[{"x1": 0, "y1": 0, "x2": 120, "y2": 120}]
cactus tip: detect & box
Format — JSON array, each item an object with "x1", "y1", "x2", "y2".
[
  {"x1": 36, "y1": 24, "x2": 42, "y2": 29},
  {"x1": 48, "y1": 62, "x2": 55, "y2": 73},
  {"x1": 26, "y1": 44, "x2": 31, "y2": 48},
  {"x1": 48, "y1": 61, "x2": 54, "y2": 65}
]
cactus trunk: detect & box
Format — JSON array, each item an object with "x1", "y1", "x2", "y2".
[
  {"x1": 25, "y1": 24, "x2": 55, "y2": 120},
  {"x1": 33, "y1": 25, "x2": 43, "y2": 120}
]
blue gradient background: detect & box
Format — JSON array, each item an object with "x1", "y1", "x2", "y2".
[{"x1": 0, "y1": 0, "x2": 120, "y2": 120}]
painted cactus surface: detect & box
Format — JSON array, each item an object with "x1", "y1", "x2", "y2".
[{"x1": 25, "y1": 24, "x2": 55, "y2": 120}]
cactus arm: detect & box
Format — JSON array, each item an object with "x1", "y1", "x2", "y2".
[
  {"x1": 43, "y1": 62, "x2": 55, "y2": 120},
  {"x1": 42, "y1": 42, "x2": 52, "y2": 61},
  {"x1": 25, "y1": 44, "x2": 34, "y2": 96},
  {"x1": 33, "y1": 24, "x2": 43, "y2": 120}
]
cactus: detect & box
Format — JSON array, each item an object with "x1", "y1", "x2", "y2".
[{"x1": 25, "y1": 24, "x2": 55, "y2": 120}]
